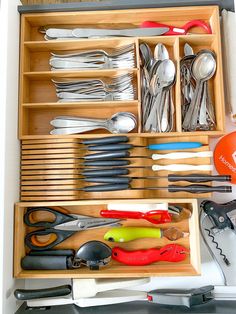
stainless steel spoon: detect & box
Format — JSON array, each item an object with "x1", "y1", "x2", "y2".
[
  {"x1": 182, "y1": 50, "x2": 216, "y2": 130},
  {"x1": 50, "y1": 112, "x2": 137, "y2": 135}
]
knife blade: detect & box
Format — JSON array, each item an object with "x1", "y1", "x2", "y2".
[{"x1": 46, "y1": 27, "x2": 169, "y2": 39}]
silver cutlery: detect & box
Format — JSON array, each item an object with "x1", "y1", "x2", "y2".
[
  {"x1": 50, "y1": 112, "x2": 137, "y2": 135},
  {"x1": 50, "y1": 44, "x2": 135, "y2": 70},
  {"x1": 140, "y1": 43, "x2": 176, "y2": 133},
  {"x1": 52, "y1": 73, "x2": 135, "y2": 102},
  {"x1": 181, "y1": 47, "x2": 216, "y2": 131}
]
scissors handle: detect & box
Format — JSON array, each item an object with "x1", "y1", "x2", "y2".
[
  {"x1": 24, "y1": 207, "x2": 75, "y2": 228},
  {"x1": 141, "y1": 20, "x2": 212, "y2": 35},
  {"x1": 25, "y1": 228, "x2": 75, "y2": 250}
]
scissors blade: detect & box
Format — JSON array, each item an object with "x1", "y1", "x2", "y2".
[{"x1": 54, "y1": 218, "x2": 122, "y2": 231}]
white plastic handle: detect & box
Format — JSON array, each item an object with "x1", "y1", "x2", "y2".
[
  {"x1": 152, "y1": 164, "x2": 213, "y2": 172},
  {"x1": 152, "y1": 151, "x2": 213, "y2": 160}
]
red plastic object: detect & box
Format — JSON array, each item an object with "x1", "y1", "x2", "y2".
[
  {"x1": 140, "y1": 20, "x2": 212, "y2": 35},
  {"x1": 214, "y1": 131, "x2": 236, "y2": 184},
  {"x1": 112, "y1": 244, "x2": 188, "y2": 266},
  {"x1": 100, "y1": 209, "x2": 172, "y2": 224}
]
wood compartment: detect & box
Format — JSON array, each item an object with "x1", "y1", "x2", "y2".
[
  {"x1": 20, "y1": 102, "x2": 139, "y2": 137},
  {"x1": 138, "y1": 36, "x2": 179, "y2": 133},
  {"x1": 14, "y1": 199, "x2": 201, "y2": 278},
  {"x1": 179, "y1": 35, "x2": 225, "y2": 133},
  {"x1": 21, "y1": 6, "x2": 219, "y2": 42},
  {"x1": 22, "y1": 69, "x2": 138, "y2": 103},
  {"x1": 23, "y1": 38, "x2": 137, "y2": 72},
  {"x1": 19, "y1": 6, "x2": 225, "y2": 139},
  {"x1": 20, "y1": 135, "x2": 212, "y2": 202}
]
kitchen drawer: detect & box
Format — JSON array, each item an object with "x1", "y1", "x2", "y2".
[
  {"x1": 14, "y1": 198, "x2": 201, "y2": 278},
  {"x1": 19, "y1": 5, "x2": 225, "y2": 139}
]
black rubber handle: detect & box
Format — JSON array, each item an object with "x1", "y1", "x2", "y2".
[
  {"x1": 82, "y1": 183, "x2": 130, "y2": 192},
  {"x1": 24, "y1": 207, "x2": 74, "y2": 228},
  {"x1": 168, "y1": 184, "x2": 232, "y2": 193},
  {"x1": 84, "y1": 151, "x2": 130, "y2": 160},
  {"x1": 201, "y1": 200, "x2": 236, "y2": 230},
  {"x1": 81, "y1": 168, "x2": 129, "y2": 177},
  {"x1": 87, "y1": 144, "x2": 134, "y2": 151},
  {"x1": 83, "y1": 160, "x2": 130, "y2": 167},
  {"x1": 84, "y1": 176, "x2": 131, "y2": 184},
  {"x1": 21, "y1": 255, "x2": 69, "y2": 270},
  {"x1": 14, "y1": 285, "x2": 71, "y2": 301},
  {"x1": 168, "y1": 174, "x2": 232, "y2": 183},
  {"x1": 25, "y1": 228, "x2": 75, "y2": 251},
  {"x1": 29, "y1": 250, "x2": 74, "y2": 256},
  {"x1": 82, "y1": 136, "x2": 128, "y2": 145}
]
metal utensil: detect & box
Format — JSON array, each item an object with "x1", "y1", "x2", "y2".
[
  {"x1": 50, "y1": 112, "x2": 137, "y2": 134},
  {"x1": 182, "y1": 50, "x2": 216, "y2": 131}
]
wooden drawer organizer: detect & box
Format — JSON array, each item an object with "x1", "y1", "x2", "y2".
[
  {"x1": 19, "y1": 5, "x2": 225, "y2": 138},
  {"x1": 20, "y1": 135, "x2": 212, "y2": 201},
  {"x1": 15, "y1": 5, "x2": 225, "y2": 278},
  {"x1": 14, "y1": 199, "x2": 201, "y2": 278}
]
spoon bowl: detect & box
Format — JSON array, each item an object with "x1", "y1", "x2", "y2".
[
  {"x1": 191, "y1": 51, "x2": 216, "y2": 82},
  {"x1": 154, "y1": 43, "x2": 169, "y2": 61},
  {"x1": 151, "y1": 59, "x2": 176, "y2": 95}
]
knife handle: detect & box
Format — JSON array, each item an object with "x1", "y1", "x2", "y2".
[
  {"x1": 84, "y1": 176, "x2": 131, "y2": 184},
  {"x1": 81, "y1": 168, "x2": 129, "y2": 177},
  {"x1": 152, "y1": 151, "x2": 212, "y2": 160},
  {"x1": 147, "y1": 142, "x2": 202, "y2": 150},
  {"x1": 168, "y1": 174, "x2": 231, "y2": 183},
  {"x1": 82, "y1": 136, "x2": 128, "y2": 145},
  {"x1": 84, "y1": 150, "x2": 130, "y2": 160},
  {"x1": 87, "y1": 144, "x2": 134, "y2": 151},
  {"x1": 152, "y1": 164, "x2": 213, "y2": 172},
  {"x1": 14, "y1": 285, "x2": 71, "y2": 301},
  {"x1": 168, "y1": 185, "x2": 232, "y2": 194},
  {"x1": 83, "y1": 160, "x2": 130, "y2": 167},
  {"x1": 82, "y1": 183, "x2": 129, "y2": 192}
]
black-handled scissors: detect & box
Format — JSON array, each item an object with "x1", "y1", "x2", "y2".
[{"x1": 24, "y1": 207, "x2": 121, "y2": 251}]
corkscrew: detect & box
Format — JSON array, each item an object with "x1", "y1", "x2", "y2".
[{"x1": 200, "y1": 200, "x2": 236, "y2": 269}]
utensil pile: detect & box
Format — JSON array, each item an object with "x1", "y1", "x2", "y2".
[
  {"x1": 49, "y1": 112, "x2": 137, "y2": 135},
  {"x1": 139, "y1": 43, "x2": 176, "y2": 133},
  {"x1": 52, "y1": 73, "x2": 135, "y2": 102},
  {"x1": 49, "y1": 44, "x2": 136, "y2": 70},
  {"x1": 181, "y1": 45, "x2": 216, "y2": 131}
]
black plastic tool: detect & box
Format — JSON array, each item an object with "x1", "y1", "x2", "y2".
[
  {"x1": 201, "y1": 200, "x2": 236, "y2": 230},
  {"x1": 21, "y1": 241, "x2": 112, "y2": 271}
]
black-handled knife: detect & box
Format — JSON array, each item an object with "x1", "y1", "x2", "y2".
[{"x1": 14, "y1": 285, "x2": 71, "y2": 301}]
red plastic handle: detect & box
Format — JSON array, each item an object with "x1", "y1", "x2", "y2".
[
  {"x1": 112, "y1": 244, "x2": 188, "y2": 266},
  {"x1": 100, "y1": 210, "x2": 172, "y2": 224},
  {"x1": 141, "y1": 20, "x2": 212, "y2": 35}
]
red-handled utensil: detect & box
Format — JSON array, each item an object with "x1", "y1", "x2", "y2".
[
  {"x1": 140, "y1": 20, "x2": 212, "y2": 35},
  {"x1": 100, "y1": 209, "x2": 172, "y2": 224},
  {"x1": 112, "y1": 244, "x2": 188, "y2": 266}
]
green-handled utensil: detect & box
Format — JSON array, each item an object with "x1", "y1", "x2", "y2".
[{"x1": 104, "y1": 226, "x2": 189, "y2": 242}]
